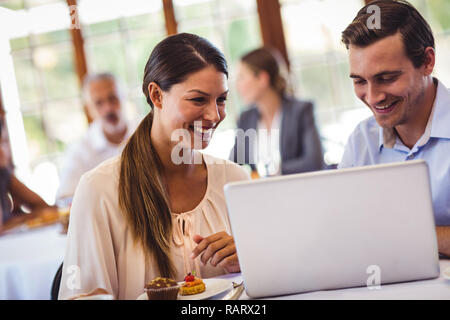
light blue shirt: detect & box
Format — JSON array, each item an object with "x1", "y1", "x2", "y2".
[{"x1": 339, "y1": 79, "x2": 450, "y2": 226}]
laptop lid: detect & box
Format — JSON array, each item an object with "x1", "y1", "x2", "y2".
[{"x1": 224, "y1": 160, "x2": 440, "y2": 298}]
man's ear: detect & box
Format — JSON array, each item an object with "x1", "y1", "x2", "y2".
[
  {"x1": 422, "y1": 47, "x2": 435, "y2": 76},
  {"x1": 148, "y1": 82, "x2": 163, "y2": 109}
]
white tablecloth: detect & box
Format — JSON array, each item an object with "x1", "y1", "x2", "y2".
[
  {"x1": 0, "y1": 225, "x2": 67, "y2": 300},
  {"x1": 215, "y1": 260, "x2": 450, "y2": 300}
]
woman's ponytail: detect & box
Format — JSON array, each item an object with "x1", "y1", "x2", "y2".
[{"x1": 118, "y1": 111, "x2": 175, "y2": 277}]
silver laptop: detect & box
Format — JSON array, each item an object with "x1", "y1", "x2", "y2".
[{"x1": 224, "y1": 160, "x2": 440, "y2": 298}]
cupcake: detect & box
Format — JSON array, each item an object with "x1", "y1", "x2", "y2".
[
  {"x1": 179, "y1": 272, "x2": 206, "y2": 296},
  {"x1": 145, "y1": 277, "x2": 180, "y2": 300}
]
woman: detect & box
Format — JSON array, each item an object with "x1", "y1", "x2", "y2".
[
  {"x1": 59, "y1": 33, "x2": 250, "y2": 300},
  {"x1": 230, "y1": 47, "x2": 324, "y2": 176},
  {"x1": 0, "y1": 113, "x2": 51, "y2": 232}
]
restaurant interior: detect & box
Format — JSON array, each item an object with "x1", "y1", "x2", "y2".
[{"x1": 0, "y1": 0, "x2": 449, "y2": 301}]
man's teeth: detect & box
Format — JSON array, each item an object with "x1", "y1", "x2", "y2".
[{"x1": 375, "y1": 101, "x2": 396, "y2": 110}]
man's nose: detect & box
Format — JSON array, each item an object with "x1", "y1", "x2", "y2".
[{"x1": 365, "y1": 83, "x2": 386, "y2": 107}]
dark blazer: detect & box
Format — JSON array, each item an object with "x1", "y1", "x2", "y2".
[{"x1": 229, "y1": 96, "x2": 324, "y2": 174}]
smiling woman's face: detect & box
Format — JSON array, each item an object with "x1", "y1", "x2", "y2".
[{"x1": 155, "y1": 65, "x2": 229, "y2": 150}]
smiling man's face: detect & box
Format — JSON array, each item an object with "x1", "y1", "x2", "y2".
[{"x1": 349, "y1": 32, "x2": 428, "y2": 129}]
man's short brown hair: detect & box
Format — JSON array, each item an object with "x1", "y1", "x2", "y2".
[{"x1": 342, "y1": 0, "x2": 435, "y2": 68}]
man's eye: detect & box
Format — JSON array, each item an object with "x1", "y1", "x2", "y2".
[
  {"x1": 379, "y1": 76, "x2": 396, "y2": 83},
  {"x1": 354, "y1": 79, "x2": 366, "y2": 85}
]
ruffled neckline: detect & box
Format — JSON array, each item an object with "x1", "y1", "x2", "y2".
[{"x1": 170, "y1": 153, "x2": 212, "y2": 217}]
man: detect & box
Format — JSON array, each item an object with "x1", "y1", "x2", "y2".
[
  {"x1": 340, "y1": 0, "x2": 450, "y2": 256},
  {"x1": 56, "y1": 73, "x2": 135, "y2": 201}
]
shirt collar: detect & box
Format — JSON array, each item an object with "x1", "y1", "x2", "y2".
[
  {"x1": 379, "y1": 78, "x2": 450, "y2": 150},
  {"x1": 90, "y1": 120, "x2": 108, "y2": 151},
  {"x1": 429, "y1": 78, "x2": 450, "y2": 139}
]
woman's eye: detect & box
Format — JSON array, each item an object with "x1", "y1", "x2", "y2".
[
  {"x1": 217, "y1": 97, "x2": 227, "y2": 104},
  {"x1": 189, "y1": 97, "x2": 205, "y2": 103}
]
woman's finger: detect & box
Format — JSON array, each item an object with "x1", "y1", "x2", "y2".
[
  {"x1": 191, "y1": 231, "x2": 227, "y2": 259},
  {"x1": 200, "y1": 236, "x2": 232, "y2": 265},
  {"x1": 209, "y1": 243, "x2": 236, "y2": 267}
]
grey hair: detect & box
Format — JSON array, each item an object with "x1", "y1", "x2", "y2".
[{"x1": 81, "y1": 72, "x2": 125, "y2": 104}]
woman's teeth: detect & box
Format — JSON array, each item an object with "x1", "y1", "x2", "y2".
[{"x1": 192, "y1": 126, "x2": 212, "y2": 134}]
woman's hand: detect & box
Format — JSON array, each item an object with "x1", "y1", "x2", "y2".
[{"x1": 191, "y1": 232, "x2": 240, "y2": 273}]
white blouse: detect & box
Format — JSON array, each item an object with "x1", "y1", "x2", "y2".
[
  {"x1": 254, "y1": 110, "x2": 282, "y2": 176},
  {"x1": 58, "y1": 153, "x2": 250, "y2": 300}
]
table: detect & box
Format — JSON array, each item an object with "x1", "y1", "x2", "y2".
[
  {"x1": 215, "y1": 260, "x2": 450, "y2": 299},
  {"x1": 0, "y1": 224, "x2": 67, "y2": 300}
]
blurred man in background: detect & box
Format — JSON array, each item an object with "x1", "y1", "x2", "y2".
[{"x1": 56, "y1": 73, "x2": 135, "y2": 201}]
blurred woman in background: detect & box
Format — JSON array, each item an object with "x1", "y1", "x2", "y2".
[
  {"x1": 0, "y1": 111, "x2": 52, "y2": 232},
  {"x1": 230, "y1": 47, "x2": 324, "y2": 177}
]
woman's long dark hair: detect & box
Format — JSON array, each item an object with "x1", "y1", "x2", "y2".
[{"x1": 118, "y1": 33, "x2": 228, "y2": 278}]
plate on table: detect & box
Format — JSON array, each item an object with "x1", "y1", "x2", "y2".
[{"x1": 137, "y1": 278, "x2": 232, "y2": 300}]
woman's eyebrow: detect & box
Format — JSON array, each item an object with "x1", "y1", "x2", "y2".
[
  {"x1": 187, "y1": 89, "x2": 210, "y2": 96},
  {"x1": 187, "y1": 89, "x2": 229, "y2": 96}
]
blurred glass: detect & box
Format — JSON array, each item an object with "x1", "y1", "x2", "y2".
[
  {"x1": 10, "y1": 36, "x2": 29, "y2": 51},
  {"x1": 84, "y1": 33, "x2": 127, "y2": 82},
  {"x1": 84, "y1": 19, "x2": 121, "y2": 37},
  {"x1": 280, "y1": 0, "x2": 365, "y2": 164},
  {"x1": 12, "y1": 53, "x2": 40, "y2": 104},
  {"x1": 125, "y1": 11, "x2": 165, "y2": 30},
  {"x1": 294, "y1": 64, "x2": 334, "y2": 110},
  {"x1": 127, "y1": 29, "x2": 166, "y2": 87},
  {"x1": 0, "y1": 0, "x2": 25, "y2": 10},
  {"x1": 408, "y1": 0, "x2": 450, "y2": 86},
  {"x1": 22, "y1": 112, "x2": 49, "y2": 162},
  {"x1": 43, "y1": 98, "x2": 88, "y2": 146},
  {"x1": 173, "y1": 0, "x2": 214, "y2": 22},
  {"x1": 38, "y1": 43, "x2": 79, "y2": 100},
  {"x1": 434, "y1": 34, "x2": 450, "y2": 85},
  {"x1": 427, "y1": 0, "x2": 450, "y2": 31},
  {"x1": 25, "y1": 0, "x2": 60, "y2": 8},
  {"x1": 34, "y1": 29, "x2": 69, "y2": 45},
  {"x1": 225, "y1": 17, "x2": 260, "y2": 64}
]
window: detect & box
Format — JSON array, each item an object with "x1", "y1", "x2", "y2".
[
  {"x1": 409, "y1": 0, "x2": 450, "y2": 85},
  {"x1": 3, "y1": 0, "x2": 84, "y2": 203},
  {"x1": 78, "y1": 0, "x2": 167, "y2": 118},
  {"x1": 280, "y1": 0, "x2": 370, "y2": 165}
]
